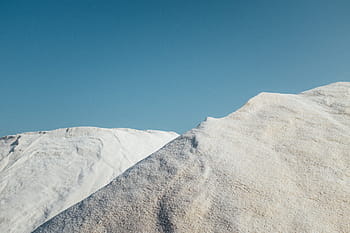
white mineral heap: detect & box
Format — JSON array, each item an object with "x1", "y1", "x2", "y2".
[
  {"x1": 35, "y1": 82, "x2": 350, "y2": 232},
  {"x1": 0, "y1": 127, "x2": 178, "y2": 233}
]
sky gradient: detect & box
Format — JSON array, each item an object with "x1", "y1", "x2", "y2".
[{"x1": 1, "y1": 0, "x2": 350, "y2": 136}]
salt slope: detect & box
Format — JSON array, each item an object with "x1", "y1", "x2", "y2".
[
  {"x1": 0, "y1": 127, "x2": 178, "y2": 233},
  {"x1": 34, "y1": 82, "x2": 350, "y2": 233}
]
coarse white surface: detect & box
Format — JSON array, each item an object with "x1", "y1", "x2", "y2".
[
  {"x1": 0, "y1": 127, "x2": 178, "y2": 233},
  {"x1": 34, "y1": 82, "x2": 350, "y2": 233}
]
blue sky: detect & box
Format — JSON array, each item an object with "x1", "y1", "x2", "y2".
[{"x1": 1, "y1": 0, "x2": 349, "y2": 136}]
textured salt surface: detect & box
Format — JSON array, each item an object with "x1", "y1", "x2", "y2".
[
  {"x1": 0, "y1": 127, "x2": 178, "y2": 233},
  {"x1": 36, "y1": 82, "x2": 350, "y2": 232}
]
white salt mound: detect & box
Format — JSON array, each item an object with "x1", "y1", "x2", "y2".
[
  {"x1": 0, "y1": 127, "x2": 178, "y2": 233},
  {"x1": 35, "y1": 82, "x2": 350, "y2": 233}
]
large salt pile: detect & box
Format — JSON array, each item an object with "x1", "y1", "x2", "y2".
[
  {"x1": 35, "y1": 82, "x2": 350, "y2": 232},
  {"x1": 0, "y1": 127, "x2": 178, "y2": 233}
]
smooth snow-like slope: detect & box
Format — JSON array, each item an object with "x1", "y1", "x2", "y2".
[
  {"x1": 34, "y1": 82, "x2": 350, "y2": 233},
  {"x1": 0, "y1": 127, "x2": 178, "y2": 233}
]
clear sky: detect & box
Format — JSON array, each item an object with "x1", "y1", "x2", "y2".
[{"x1": 1, "y1": 0, "x2": 349, "y2": 136}]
